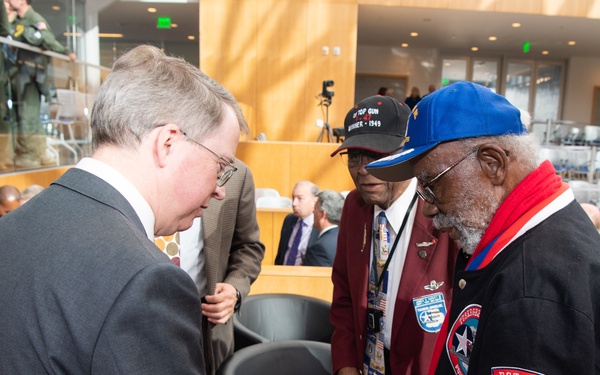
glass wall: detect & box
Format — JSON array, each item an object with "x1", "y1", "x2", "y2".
[
  {"x1": 534, "y1": 63, "x2": 563, "y2": 121},
  {"x1": 505, "y1": 61, "x2": 533, "y2": 112},
  {"x1": 472, "y1": 59, "x2": 498, "y2": 93}
]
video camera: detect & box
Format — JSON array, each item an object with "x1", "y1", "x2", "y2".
[{"x1": 321, "y1": 80, "x2": 334, "y2": 100}]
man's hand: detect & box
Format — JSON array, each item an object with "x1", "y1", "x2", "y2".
[
  {"x1": 201, "y1": 282, "x2": 237, "y2": 324},
  {"x1": 67, "y1": 52, "x2": 76, "y2": 62}
]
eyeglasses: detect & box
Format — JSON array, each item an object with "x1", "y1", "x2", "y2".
[
  {"x1": 340, "y1": 150, "x2": 389, "y2": 168},
  {"x1": 182, "y1": 131, "x2": 237, "y2": 187},
  {"x1": 416, "y1": 147, "x2": 479, "y2": 204}
]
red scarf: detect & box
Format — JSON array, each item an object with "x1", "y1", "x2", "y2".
[{"x1": 427, "y1": 160, "x2": 566, "y2": 375}]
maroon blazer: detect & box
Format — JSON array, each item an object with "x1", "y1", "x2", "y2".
[{"x1": 330, "y1": 189, "x2": 459, "y2": 375}]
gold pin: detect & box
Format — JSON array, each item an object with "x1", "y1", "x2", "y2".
[{"x1": 458, "y1": 279, "x2": 467, "y2": 289}]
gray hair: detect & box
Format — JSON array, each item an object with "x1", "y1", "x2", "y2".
[
  {"x1": 91, "y1": 44, "x2": 248, "y2": 150},
  {"x1": 455, "y1": 133, "x2": 539, "y2": 175},
  {"x1": 316, "y1": 190, "x2": 345, "y2": 225}
]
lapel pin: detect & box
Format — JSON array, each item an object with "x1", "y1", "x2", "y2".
[
  {"x1": 418, "y1": 250, "x2": 427, "y2": 259},
  {"x1": 416, "y1": 241, "x2": 434, "y2": 247},
  {"x1": 424, "y1": 280, "x2": 444, "y2": 291}
]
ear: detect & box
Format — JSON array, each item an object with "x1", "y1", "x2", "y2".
[
  {"x1": 154, "y1": 124, "x2": 180, "y2": 168},
  {"x1": 476, "y1": 143, "x2": 508, "y2": 186}
]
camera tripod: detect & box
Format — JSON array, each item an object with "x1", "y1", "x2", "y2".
[{"x1": 316, "y1": 97, "x2": 334, "y2": 143}]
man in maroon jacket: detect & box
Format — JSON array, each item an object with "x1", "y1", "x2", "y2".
[{"x1": 329, "y1": 95, "x2": 459, "y2": 375}]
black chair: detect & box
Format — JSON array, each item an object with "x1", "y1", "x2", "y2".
[
  {"x1": 233, "y1": 293, "x2": 333, "y2": 351},
  {"x1": 217, "y1": 340, "x2": 332, "y2": 375}
]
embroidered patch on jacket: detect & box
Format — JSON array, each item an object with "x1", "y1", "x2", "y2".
[
  {"x1": 491, "y1": 367, "x2": 545, "y2": 375},
  {"x1": 446, "y1": 304, "x2": 481, "y2": 375},
  {"x1": 412, "y1": 292, "x2": 446, "y2": 333}
]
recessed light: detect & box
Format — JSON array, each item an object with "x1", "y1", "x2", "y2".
[
  {"x1": 99, "y1": 33, "x2": 124, "y2": 38},
  {"x1": 471, "y1": 47, "x2": 479, "y2": 51},
  {"x1": 187, "y1": 35, "x2": 196, "y2": 40},
  {"x1": 410, "y1": 32, "x2": 418, "y2": 37},
  {"x1": 512, "y1": 22, "x2": 521, "y2": 28},
  {"x1": 401, "y1": 43, "x2": 409, "y2": 48},
  {"x1": 171, "y1": 23, "x2": 178, "y2": 28},
  {"x1": 568, "y1": 41, "x2": 576, "y2": 46},
  {"x1": 148, "y1": 8, "x2": 157, "y2": 13},
  {"x1": 488, "y1": 36, "x2": 497, "y2": 41},
  {"x1": 542, "y1": 50, "x2": 549, "y2": 55},
  {"x1": 52, "y1": 5, "x2": 60, "y2": 11}
]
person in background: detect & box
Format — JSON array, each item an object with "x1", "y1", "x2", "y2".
[
  {"x1": 427, "y1": 84, "x2": 436, "y2": 95},
  {"x1": 377, "y1": 87, "x2": 394, "y2": 97},
  {"x1": 0, "y1": 184, "x2": 19, "y2": 215},
  {"x1": 178, "y1": 158, "x2": 265, "y2": 374},
  {"x1": 303, "y1": 189, "x2": 344, "y2": 267},
  {"x1": 0, "y1": 44, "x2": 248, "y2": 374},
  {"x1": 274, "y1": 180, "x2": 319, "y2": 265},
  {"x1": 329, "y1": 95, "x2": 459, "y2": 375},
  {"x1": 580, "y1": 202, "x2": 600, "y2": 231},
  {"x1": 367, "y1": 81, "x2": 600, "y2": 375},
  {"x1": 8, "y1": 0, "x2": 77, "y2": 168},
  {"x1": 404, "y1": 86, "x2": 422, "y2": 110},
  {"x1": 19, "y1": 183, "x2": 42, "y2": 204},
  {"x1": 0, "y1": 0, "x2": 13, "y2": 171}
]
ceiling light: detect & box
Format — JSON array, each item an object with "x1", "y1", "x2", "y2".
[
  {"x1": 187, "y1": 35, "x2": 196, "y2": 40},
  {"x1": 401, "y1": 43, "x2": 409, "y2": 48},
  {"x1": 147, "y1": 7, "x2": 157, "y2": 13},
  {"x1": 512, "y1": 22, "x2": 521, "y2": 28},
  {"x1": 488, "y1": 36, "x2": 497, "y2": 41},
  {"x1": 52, "y1": 6, "x2": 60, "y2": 11},
  {"x1": 471, "y1": 47, "x2": 479, "y2": 51},
  {"x1": 568, "y1": 41, "x2": 576, "y2": 46},
  {"x1": 542, "y1": 50, "x2": 549, "y2": 55},
  {"x1": 171, "y1": 23, "x2": 178, "y2": 28},
  {"x1": 410, "y1": 32, "x2": 418, "y2": 37},
  {"x1": 99, "y1": 33, "x2": 124, "y2": 38}
]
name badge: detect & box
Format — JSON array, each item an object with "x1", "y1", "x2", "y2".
[{"x1": 412, "y1": 292, "x2": 446, "y2": 333}]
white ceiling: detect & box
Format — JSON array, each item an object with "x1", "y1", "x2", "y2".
[{"x1": 358, "y1": 5, "x2": 600, "y2": 60}]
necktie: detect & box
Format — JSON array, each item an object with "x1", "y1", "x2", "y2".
[
  {"x1": 285, "y1": 220, "x2": 303, "y2": 265},
  {"x1": 154, "y1": 232, "x2": 181, "y2": 267},
  {"x1": 364, "y1": 211, "x2": 390, "y2": 375}
]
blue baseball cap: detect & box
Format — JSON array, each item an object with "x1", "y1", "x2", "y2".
[{"x1": 366, "y1": 81, "x2": 527, "y2": 182}]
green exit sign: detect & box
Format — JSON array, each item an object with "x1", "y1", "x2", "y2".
[
  {"x1": 157, "y1": 17, "x2": 171, "y2": 29},
  {"x1": 523, "y1": 41, "x2": 531, "y2": 53}
]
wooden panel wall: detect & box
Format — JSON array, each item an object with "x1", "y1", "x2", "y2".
[
  {"x1": 236, "y1": 140, "x2": 355, "y2": 196},
  {"x1": 0, "y1": 167, "x2": 71, "y2": 191},
  {"x1": 200, "y1": 0, "x2": 358, "y2": 142},
  {"x1": 257, "y1": 208, "x2": 292, "y2": 265},
  {"x1": 250, "y1": 265, "x2": 334, "y2": 302}
]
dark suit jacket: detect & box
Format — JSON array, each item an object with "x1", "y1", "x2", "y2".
[
  {"x1": 200, "y1": 159, "x2": 265, "y2": 374},
  {"x1": 330, "y1": 189, "x2": 459, "y2": 375},
  {"x1": 0, "y1": 168, "x2": 205, "y2": 374},
  {"x1": 303, "y1": 226, "x2": 339, "y2": 266},
  {"x1": 274, "y1": 213, "x2": 319, "y2": 265}
]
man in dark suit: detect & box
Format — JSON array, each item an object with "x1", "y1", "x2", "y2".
[
  {"x1": 274, "y1": 180, "x2": 319, "y2": 265},
  {"x1": 303, "y1": 189, "x2": 344, "y2": 266},
  {"x1": 179, "y1": 158, "x2": 265, "y2": 374},
  {"x1": 0, "y1": 45, "x2": 248, "y2": 374},
  {"x1": 329, "y1": 95, "x2": 459, "y2": 375}
]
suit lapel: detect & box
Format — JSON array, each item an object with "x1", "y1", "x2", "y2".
[{"x1": 390, "y1": 200, "x2": 440, "y2": 345}]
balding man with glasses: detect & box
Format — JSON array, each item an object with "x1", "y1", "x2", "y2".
[
  {"x1": 329, "y1": 95, "x2": 459, "y2": 375},
  {"x1": 0, "y1": 44, "x2": 248, "y2": 374}
]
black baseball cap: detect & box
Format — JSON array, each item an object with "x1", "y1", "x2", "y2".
[{"x1": 331, "y1": 95, "x2": 410, "y2": 157}]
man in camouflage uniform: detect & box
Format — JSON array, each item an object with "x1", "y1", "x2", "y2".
[{"x1": 8, "y1": 0, "x2": 76, "y2": 168}]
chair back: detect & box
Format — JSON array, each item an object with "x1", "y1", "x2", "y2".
[
  {"x1": 255, "y1": 188, "x2": 280, "y2": 201},
  {"x1": 256, "y1": 196, "x2": 292, "y2": 208},
  {"x1": 217, "y1": 340, "x2": 332, "y2": 375},
  {"x1": 233, "y1": 293, "x2": 333, "y2": 351}
]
